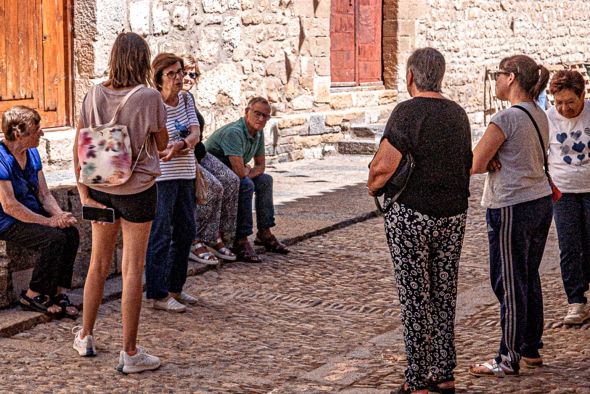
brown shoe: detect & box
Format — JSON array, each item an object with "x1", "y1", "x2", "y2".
[
  {"x1": 232, "y1": 240, "x2": 262, "y2": 263},
  {"x1": 254, "y1": 233, "x2": 290, "y2": 254}
]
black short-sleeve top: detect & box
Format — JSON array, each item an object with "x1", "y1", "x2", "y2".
[{"x1": 382, "y1": 97, "x2": 473, "y2": 217}]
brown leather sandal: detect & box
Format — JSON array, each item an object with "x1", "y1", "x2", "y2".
[
  {"x1": 254, "y1": 234, "x2": 290, "y2": 254},
  {"x1": 233, "y1": 241, "x2": 262, "y2": 263}
]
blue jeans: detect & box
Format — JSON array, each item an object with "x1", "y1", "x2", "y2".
[
  {"x1": 236, "y1": 173, "x2": 276, "y2": 239},
  {"x1": 487, "y1": 196, "x2": 552, "y2": 366},
  {"x1": 553, "y1": 192, "x2": 590, "y2": 304},
  {"x1": 146, "y1": 179, "x2": 196, "y2": 300}
]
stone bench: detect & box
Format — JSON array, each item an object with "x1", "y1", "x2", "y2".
[{"x1": 0, "y1": 185, "x2": 122, "y2": 308}]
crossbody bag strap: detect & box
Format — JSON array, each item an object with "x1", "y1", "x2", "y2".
[
  {"x1": 512, "y1": 104, "x2": 551, "y2": 181},
  {"x1": 107, "y1": 84, "x2": 144, "y2": 125}
]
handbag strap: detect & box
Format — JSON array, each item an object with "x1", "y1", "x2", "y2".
[
  {"x1": 512, "y1": 104, "x2": 552, "y2": 182},
  {"x1": 92, "y1": 84, "x2": 144, "y2": 126}
]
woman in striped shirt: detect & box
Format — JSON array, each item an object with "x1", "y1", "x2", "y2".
[{"x1": 145, "y1": 53, "x2": 201, "y2": 313}]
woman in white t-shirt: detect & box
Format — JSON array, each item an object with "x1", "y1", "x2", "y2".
[{"x1": 547, "y1": 70, "x2": 590, "y2": 325}]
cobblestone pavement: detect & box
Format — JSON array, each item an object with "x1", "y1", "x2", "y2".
[{"x1": 0, "y1": 178, "x2": 589, "y2": 393}]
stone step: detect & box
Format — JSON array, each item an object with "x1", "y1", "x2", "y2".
[
  {"x1": 337, "y1": 139, "x2": 377, "y2": 155},
  {"x1": 350, "y1": 123, "x2": 386, "y2": 139}
]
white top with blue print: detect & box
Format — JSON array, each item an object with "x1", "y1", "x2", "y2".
[{"x1": 547, "y1": 99, "x2": 590, "y2": 193}]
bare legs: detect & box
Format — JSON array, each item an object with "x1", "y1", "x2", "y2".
[
  {"x1": 81, "y1": 219, "x2": 152, "y2": 354},
  {"x1": 120, "y1": 220, "x2": 152, "y2": 353}
]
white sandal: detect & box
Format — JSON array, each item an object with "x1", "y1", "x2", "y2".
[
  {"x1": 189, "y1": 242, "x2": 219, "y2": 265},
  {"x1": 207, "y1": 238, "x2": 237, "y2": 261}
]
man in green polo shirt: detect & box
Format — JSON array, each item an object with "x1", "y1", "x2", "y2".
[{"x1": 205, "y1": 97, "x2": 289, "y2": 263}]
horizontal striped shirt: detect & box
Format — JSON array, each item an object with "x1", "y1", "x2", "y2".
[{"x1": 158, "y1": 92, "x2": 199, "y2": 181}]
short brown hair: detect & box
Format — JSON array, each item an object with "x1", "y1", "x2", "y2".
[
  {"x1": 549, "y1": 70, "x2": 586, "y2": 97},
  {"x1": 181, "y1": 54, "x2": 201, "y2": 75},
  {"x1": 152, "y1": 53, "x2": 184, "y2": 91},
  {"x1": 108, "y1": 32, "x2": 152, "y2": 89},
  {"x1": 2, "y1": 106, "x2": 41, "y2": 141}
]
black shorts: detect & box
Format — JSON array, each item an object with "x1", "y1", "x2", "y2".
[{"x1": 88, "y1": 184, "x2": 157, "y2": 223}]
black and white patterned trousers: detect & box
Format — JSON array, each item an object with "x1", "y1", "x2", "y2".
[
  {"x1": 384, "y1": 201, "x2": 467, "y2": 391},
  {"x1": 195, "y1": 153, "x2": 240, "y2": 245}
]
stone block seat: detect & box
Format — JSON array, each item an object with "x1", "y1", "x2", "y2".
[{"x1": 0, "y1": 182, "x2": 121, "y2": 309}]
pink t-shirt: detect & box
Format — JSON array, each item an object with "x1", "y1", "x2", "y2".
[{"x1": 79, "y1": 84, "x2": 166, "y2": 195}]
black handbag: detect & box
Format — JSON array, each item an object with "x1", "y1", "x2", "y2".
[{"x1": 369, "y1": 151, "x2": 415, "y2": 215}]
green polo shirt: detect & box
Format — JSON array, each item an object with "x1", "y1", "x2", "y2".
[{"x1": 205, "y1": 118, "x2": 265, "y2": 165}]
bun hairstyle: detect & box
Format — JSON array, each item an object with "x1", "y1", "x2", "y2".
[{"x1": 499, "y1": 55, "x2": 550, "y2": 101}]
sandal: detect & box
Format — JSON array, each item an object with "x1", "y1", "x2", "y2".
[
  {"x1": 232, "y1": 241, "x2": 262, "y2": 263},
  {"x1": 254, "y1": 233, "x2": 290, "y2": 254},
  {"x1": 189, "y1": 242, "x2": 220, "y2": 266},
  {"x1": 207, "y1": 238, "x2": 237, "y2": 261},
  {"x1": 469, "y1": 359, "x2": 518, "y2": 378},
  {"x1": 19, "y1": 291, "x2": 61, "y2": 316},
  {"x1": 428, "y1": 378, "x2": 455, "y2": 394},
  {"x1": 522, "y1": 356, "x2": 543, "y2": 368},
  {"x1": 53, "y1": 293, "x2": 79, "y2": 319}
]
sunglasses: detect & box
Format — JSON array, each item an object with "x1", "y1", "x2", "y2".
[
  {"x1": 490, "y1": 70, "x2": 514, "y2": 81},
  {"x1": 186, "y1": 72, "x2": 200, "y2": 79}
]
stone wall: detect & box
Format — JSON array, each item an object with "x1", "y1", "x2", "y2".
[
  {"x1": 67, "y1": 0, "x2": 396, "y2": 164},
  {"x1": 395, "y1": 0, "x2": 590, "y2": 137}
]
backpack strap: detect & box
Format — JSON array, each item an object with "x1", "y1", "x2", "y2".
[
  {"x1": 106, "y1": 84, "x2": 144, "y2": 125},
  {"x1": 89, "y1": 85, "x2": 100, "y2": 127}
]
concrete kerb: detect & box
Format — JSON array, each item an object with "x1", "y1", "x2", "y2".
[{"x1": 0, "y1": 186, "x2": 379, "y2": 338}]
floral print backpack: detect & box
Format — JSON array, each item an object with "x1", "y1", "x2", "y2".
[{"x1": 78, "y1": 85, "x2": 148, "y2": 186}]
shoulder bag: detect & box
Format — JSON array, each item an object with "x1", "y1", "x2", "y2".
[{"x1": 369, "y1": 149, "x2": 415, "y2": 215}]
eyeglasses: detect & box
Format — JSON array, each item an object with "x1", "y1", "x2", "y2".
[
  {"x1": 251, "y1": 110, "x2": 271, "y2": 120},
  {"x1": 164, "y1": 69, "x2": 185, "y2": 79},
  {"x1": 185, "y1": 72, "x2": 200, "y2": 79}
]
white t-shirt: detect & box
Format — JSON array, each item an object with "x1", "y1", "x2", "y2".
[
  {"x1": 547, "y1": 100, "x2": 590, "y2": 193},
  {"x1": 158, "y1": 92, "x2": 199, "y2": 181}
]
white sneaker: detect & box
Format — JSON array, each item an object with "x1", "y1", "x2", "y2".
[
  {"x1": 72, "y1": 327, "x2": 96, "y2": 357},
  {"x1": 564, "y1": 303, "x2": 588, "y2": 325},
  {"x1": 116, "y1": 346, "x2": 161, "y2": 374},
  {"x1": 171, "y1": 291, "x2": 199, "y2": 305},
  {"x1": 153, "y1": 296, "x2": 186, "y2": 313}
]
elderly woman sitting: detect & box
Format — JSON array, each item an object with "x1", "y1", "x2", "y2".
[{"x1": 0, "y1": 106, "x2": 79, "y2": 318}]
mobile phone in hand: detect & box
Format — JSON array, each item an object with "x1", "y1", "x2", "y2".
[{"x1": 82, "y1": 205, "x2": 115, "y2": 223}]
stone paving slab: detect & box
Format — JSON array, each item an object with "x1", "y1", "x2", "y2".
[{"x1": 0, "y1": 171, "x2": 589, "y2": 393}]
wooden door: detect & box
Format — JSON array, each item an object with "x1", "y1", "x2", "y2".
[
  {"x1": 330, "y1": 0, "x2": 356, "y2": 84},
  {"x1": 0, "y1": 0, "x2": 72, "y2": 128},
  {"x1": 330, "y1": 0, "x2": 382, "y2": 86},
  {"x1": 356, "y1": 0, "x2": 382, "y2": 84}
]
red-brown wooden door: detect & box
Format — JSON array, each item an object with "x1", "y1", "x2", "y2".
[
  {"x1": 0, "y1": 0, "x2": 72, "y2": 128},
  {"x1": 330, "y1": 0, "x2": 382, "y2": 86}
]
